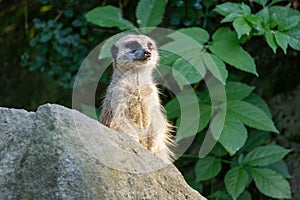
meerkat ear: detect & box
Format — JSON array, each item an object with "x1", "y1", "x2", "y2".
[{"x1": 111, "y1": 44, "x2": 118, "y2": 60}]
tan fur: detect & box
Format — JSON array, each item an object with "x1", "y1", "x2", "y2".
[{"x1": 100, "y1": 35, "x2": 174, "y2": 163}]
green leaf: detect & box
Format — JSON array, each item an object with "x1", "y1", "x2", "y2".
[
  {"x1": 250, "y1": 167, "x2": 291, "y2": 199},
  {"x1": 270, "y1": 6, "x2": 300, "y2": 31},
  {"x1": 161, "y1": 32, "x2": 206, "y2": 82},
  {"x1": 237, "y1": 191, "x2": 252, "y2": 200},
  {"x1": 221, "y1": 13, "x2": 242, "y2": 23},
  {"x1": 167, "y1": 91, "x2": 201, "y2": 141},
  {"x1": 281, "y1": 15, "x2": 300, "y2": 30},
  {"x1": 265, "y1": 30, "x2": 278, "y2": 53},
  {"x1": 215, "y1": 2, "x2": 251, "y2": 24},
  {"x1": 159, "y1": 50, "x2": 179, "y2": 66},
  {"x1": 164, "y1": 97, "x2": 181, "y2": 119},
  {"x1": 202, "y1": 53, "x2": 228, "y2": 85},
  {"x1": 195, "y1": 156, "x2": 222, "y2": 181},
  {"x1": 214, "y1": 2, "x2": 243, "y2": 16},
  {"x1": 209, "y1": 29, "x2": 257, "y2": 76},
  {"x1": 175, "y1": 116, "x2": 199, "y2": 140},
  {"x1": 271, "y1": 0, "x2": 286, "y2": 4},
  {"x1": 212, "y1": 27, "x2": 238, "y2": 42},
  {"x1": 172, "y1": 57, "x2": 204, "y2": 87},
  {"x1": 165, "y1": 91, "x2": 202, "y2": 119},
  {"x1": 243, "y1": 145, "x2": 291, "y2": 166},
  {"x1": 86, "y1": 6, "x2": 136, "y2": 30},
  {"x1": 256, "y1": 7, "x2": 270, "y2": 27},
  {"x1": 177, "y1": 27, "x2": 210, "y2": 44},
  {"x1": 275, "y1": 31, "x2": 289, "y2": 54},
  {"x1": 210, "y1": 109, "x2": 226, "y2": 141},
  {"x1": 252, "y1": 0, "x2": 267, "y2": 6},
  {"x1": 136, "y1": 0, "x2": 168, "y2": 27},
  {"x1": 244, "y1": 93, "x2": 272, "y2": 118},
  {"x1": 175, "y1": 102, "x2": 211, "y2": 140},
  {"x1": 211, "y1": 142, "x2": 228, "y2": 157},
  {"x1": 185, "y1": 178, "x2": 203, "y2": 193},
  {"x1": 240, "y1": 3, "x2": 251, "y2": 14},
  {"x1": 226, "y1": 81, "x2": 254, "y2": 100},
  {"x1": 225, "y1": 166, "x2": 249, "y2": 200},
  {"x1": 228, "y1": 100, "x2": 278, "y2": 132},
  {"x1": 268, "y1": 160, "x2": 292, "y2": 179},
  {"x1": 209, "y1": 41, "x2": 257, "y2": 75},
  {"x1": 198, "y1": 103, "x2": 211, "y2": 132},
  {"x1": 240, "y1": 130, "x2": 269, "y2": 152},
  {"x1": 245, "y1": 14, "x2": 263, "y2": 33},
  {"x1": 286, "y1": 25, "x2": 300, "y2": 51},
  {"x1": 209, "y1": 190, "x2": 232, "y2": 200},
  {"x1": 218, "y1": 118, "x2": 247, "y2": 155},
  {"x1": 233, "y1": 17, "x2": 251, "y2": 39}
]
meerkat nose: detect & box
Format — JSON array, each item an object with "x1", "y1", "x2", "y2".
[
  {"x1": 134, "y1": 49, "x2": 151, "y2": 61},
  {"x1": 144, "y1": 51, "x2": 151, "y2": 58}
]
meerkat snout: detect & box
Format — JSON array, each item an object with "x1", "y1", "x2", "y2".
[{"x1": 132, "y1": 49, "x2": 151, "y2": 61}]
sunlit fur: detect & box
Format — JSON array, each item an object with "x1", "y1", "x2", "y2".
[{"x1": 100, "y1": 35, "x2": 175, "y2": 163}]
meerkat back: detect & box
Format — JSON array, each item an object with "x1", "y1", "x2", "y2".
[{"x1": 100, "y1": 34, "x2": 174, "y2": 163}]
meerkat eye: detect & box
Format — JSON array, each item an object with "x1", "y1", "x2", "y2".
[{"x1": 147, "y1": 42, "x2": 154, "y2": 50}]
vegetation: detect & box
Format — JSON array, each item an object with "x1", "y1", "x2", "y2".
[
  {"x1": 20, "y1": 0, "x2": 102, "y2": 88},
  {"x1": 2, "y1": 0, "x2": 299, "y2": 199},
  {"x1": 84, "y1": 0, "x2": 297, "y2": 199}
]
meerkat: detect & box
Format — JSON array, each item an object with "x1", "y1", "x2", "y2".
[{"x1": 100, "y1": 34, "x2": 174, "y2": 163}]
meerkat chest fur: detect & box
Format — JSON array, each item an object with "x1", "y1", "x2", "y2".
[
  {"x1": 123, "y1": 69, "x2": 159, "y2": 130},
  {"x1": 100, "y1": 34, "x2": 174, "y2": 163}
]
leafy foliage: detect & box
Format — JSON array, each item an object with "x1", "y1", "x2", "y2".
[
  {"x1": 208, "y1": 28, "x2": 257, "y2": 75},
  {"x1": 21, "y1": 0, "x2": 102, "y2": 88},
  {"x1": 224, "y1": 166, "x2": 249, "y2": 199},
  {"x1": 242, "y1": 145, "x2": 290, "y2": 166},
  {"x1": 86, "y1": 6, "x2": 135, "y2": 30},
  {"x1": 83, "y1": 0, "x2": 296, "y2": 199},
  {"x1": 250, "y1": 167, "x2": 291, "y2": 198},
  {"x1": 136, "y1": 0, "x2": 168, "y2": 27},
  {"x1": 195, "y1": 156, "x2": 222, "y2": 181},
  {"x1": 214, "y1": 1, "x2": 300, "y2": 54}
]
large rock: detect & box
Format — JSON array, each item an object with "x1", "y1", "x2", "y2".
[{"x1": 0, "y1": 104, "x2": 206, "y2": 200}]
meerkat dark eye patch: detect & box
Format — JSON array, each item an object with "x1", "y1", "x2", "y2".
[{"x1": 125, "y1": 41, "x2": 142, "y2": 51}]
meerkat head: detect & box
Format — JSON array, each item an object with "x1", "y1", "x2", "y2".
[{"x1": 111, "y1": 34, "x2": 159, "y2": 72}]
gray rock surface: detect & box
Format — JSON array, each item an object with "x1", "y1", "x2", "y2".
[{"x1": 0, "y1": 104, "x2": 206, "y2": 200}]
